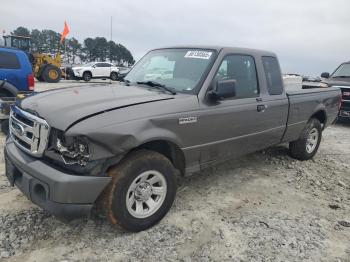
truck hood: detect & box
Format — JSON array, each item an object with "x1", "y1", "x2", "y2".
[
  {"x1": 325, "y1": 78, "x2": 350, "y2": 87},
  {"x1": 18, "y1": 83, "x2": 174, "y2": 130}
]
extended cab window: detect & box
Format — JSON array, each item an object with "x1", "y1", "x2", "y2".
[
  {"x1": 215, "y1": 55, "x2": 258, "y2": 99},
  {"x1": 0, "y1": 51, "x2": 20, "y2": 69},
  {"x1": 262, "y1": 56, "x2": 283, "y2": 95}
]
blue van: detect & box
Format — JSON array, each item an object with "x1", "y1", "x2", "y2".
[{"x1": 0, "y1": 47, "x2": 34, "y2": 97}]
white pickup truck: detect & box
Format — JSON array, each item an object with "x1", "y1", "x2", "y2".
[{"x1": 72, "y1": 62, "x2": 119, "y2": 82}]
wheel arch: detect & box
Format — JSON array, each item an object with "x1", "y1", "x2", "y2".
[
  {"x1": 0, "y1": 80, "x2": 18, "y2": 97},
  {"x1": 134, "y1": 139, "x2": 186, "y2": 176},
  {"x1": 83, "y1": 70, "x2": 93, "y2": 77},
  {"x1": 310, "y1": 109, "x2": 327, "y2": 129}
]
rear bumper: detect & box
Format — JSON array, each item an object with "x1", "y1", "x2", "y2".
[{"x1": 4, "y1": 138, "x2": 111, "y2": 221}]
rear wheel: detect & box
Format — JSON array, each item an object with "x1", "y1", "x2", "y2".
[
  {"x1": 99, "y1": 150, "x2": 177, "y2": 232},
  {"x1": 83, "y1": 72, "x2": 92, "y2": 82},
  {"x1": 36, "y1": 75, "x2": 45, "y2": 82},
  {"x1": 110, "y1": 72, "x2": 119, "y2": 81},
  {"x1": 289, "y1": 118, "x2": 322, "y2": 160},
  {"x1": 42, "y1": 65, "x2": 61, "y2": 83}
]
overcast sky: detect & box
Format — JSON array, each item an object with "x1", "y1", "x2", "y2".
[{"x1": 2, "y1": 0, "x2": 350, "y2": 76}]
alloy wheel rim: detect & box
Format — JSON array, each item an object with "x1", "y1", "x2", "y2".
[
  {"x1": 306, "y1": 128, "x2": 319, "y2": 153},
  {"x1": 126, "y1": 170, "x2": 167, "y2": 219}
]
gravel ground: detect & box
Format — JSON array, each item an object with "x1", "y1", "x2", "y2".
[{"x1": 0, "y1": 81, "x2": 349, "y2": 261}]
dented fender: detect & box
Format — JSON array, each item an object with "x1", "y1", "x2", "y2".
[{"x1": 64, "y1": 94, "x2": 199, "y2": 165}]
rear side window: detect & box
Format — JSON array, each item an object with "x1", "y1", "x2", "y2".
[
  {"x1": 0, "y1": 51, "x2": 21, "y2": 69},
  {"x1": 262, "y1": 56, "x2": 283, "y2": 95}
]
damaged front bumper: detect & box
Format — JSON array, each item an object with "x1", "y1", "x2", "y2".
[{"x1": 4, "y1": 137, "x2": 111, "y2": 221}]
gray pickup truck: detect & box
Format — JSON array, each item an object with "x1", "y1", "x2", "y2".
[{"x1": 5, "y1": 46, "x2": 341, "y2": 232}]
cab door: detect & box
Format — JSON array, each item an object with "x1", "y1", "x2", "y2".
[{"x1": 197, "y1": 54, "x2": 288, "y2": 164}]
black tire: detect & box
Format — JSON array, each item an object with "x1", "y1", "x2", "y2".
[
  {"x1": 83, "y1": 72, "x2": 92, "y2": 82},
  {"x1": 36, "y1": 75, "x2": 45, "y2": 82},
  {"x1": 65, "y1": 67, "x2": 75, "y2": 80},
  {"x1": 0, "y1": 90, "x2": 14, "y2": 135},
  {"x1": 0, "y1": 120, "x2": 9, "y2": 135},
  {"x1": 0, "y1": 90, "x2": 13, "y2": 98},
  {"x1": 110, "y1": 72, "x2": 119, "y2": 81},
  {"x1": 99, "y1": 149, "x2": 177, "y2": 232},
  {"x1": 289, "y1": 118, "x2": 322, "y2": 160},
  {"x1": 42, "y1": 65, "x2": 61, "y2": 83}
]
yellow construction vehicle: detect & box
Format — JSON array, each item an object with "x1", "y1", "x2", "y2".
[{"x1": 3, "y1": 34, "x2": 63, "y2": 83}]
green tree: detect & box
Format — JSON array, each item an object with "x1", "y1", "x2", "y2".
[
  {"x1": 10, "y1": 26, "x2": 135, "y2": 66},
  {"x1": 67, "y1": 37, "x2": 82, "y2": 64},
  {"x1": 30, "y1": 29, "x2": 44, "y2": 52},
  {"x1": 83, "y1": 37, "x2": 96, "y2": 61},
  {"x1": 12, "y1": 26, "x2": 30, "y2": 37}
]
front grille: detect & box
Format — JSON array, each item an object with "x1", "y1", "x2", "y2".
[{"x1": 9, "y1": 106, "x2": 50, "y2": 157}]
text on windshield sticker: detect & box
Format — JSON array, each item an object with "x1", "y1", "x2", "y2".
[{"x1": 184, "y1": 51, "x2": 212, "y2": 59}]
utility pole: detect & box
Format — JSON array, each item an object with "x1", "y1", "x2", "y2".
[{"x1": 109, "y1": 16, "x2": 113, "y2": 84}]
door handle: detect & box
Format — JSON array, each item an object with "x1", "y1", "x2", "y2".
[{"x1": 257, "y1": 104, "x2": 267, "y2": 112}]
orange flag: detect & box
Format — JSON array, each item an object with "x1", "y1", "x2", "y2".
[{"x1": 60, "y1": 21, "x2": 69, "y2": 43}]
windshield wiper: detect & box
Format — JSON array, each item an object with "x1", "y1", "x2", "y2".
[{"x1": 137, "y1": 81, "x2": 177, "y2": 95}]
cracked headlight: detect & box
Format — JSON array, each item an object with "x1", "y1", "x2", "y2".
[{"x1": 55, "y1": 136, "x2": 90, "y2": 166}]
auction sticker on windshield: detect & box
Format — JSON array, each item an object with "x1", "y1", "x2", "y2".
[{"x1": 184, "y1": 50, "x2": 212, "y2": 59}]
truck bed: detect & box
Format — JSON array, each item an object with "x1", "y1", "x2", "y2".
[
  {"x1": 286, "y1": 86, "x2": 340, "y2": 96},
  {"x1": 282, "y1": 87, "x2": 341, "y2": 143}
]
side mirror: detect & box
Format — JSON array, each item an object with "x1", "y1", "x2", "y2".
[
  {"x1": 209, "y1": 79, "x2": 236, "y2": 100},
  {"x1": 92, "y1": 64, "x2": 96, "y2": 68},
  {"x1": 321, "y1": 72, "x2": 330, "y2": 78}
]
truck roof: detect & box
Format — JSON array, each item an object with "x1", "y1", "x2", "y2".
[{"x1": 152, "y1": 45, "x2": 277, "y2": 57}]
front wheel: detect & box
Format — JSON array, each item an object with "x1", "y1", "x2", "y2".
[
  {"x1": 289, "y1": 118, "x2": 322, "y2": 160},
  {"x1": 42, "y1": 65, "x2": 61, "y2": 83},
  {"x1": 99, "y1": 150, "x2": 177, "y2": 232},
  {"x1": 83, "y1": 72, "x2": 92, "y2": 82}
]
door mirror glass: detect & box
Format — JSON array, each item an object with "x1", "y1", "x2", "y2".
[{"x1": 321, "y1": 72, "x2": 330, "y2": 78}]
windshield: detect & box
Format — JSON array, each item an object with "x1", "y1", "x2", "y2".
[
  {"x1": 125, "y1": 48, "x2": 215, "y2": 93},
  {"x1": 332, "y1": 63, "x2": 350, "y2": 77}
]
